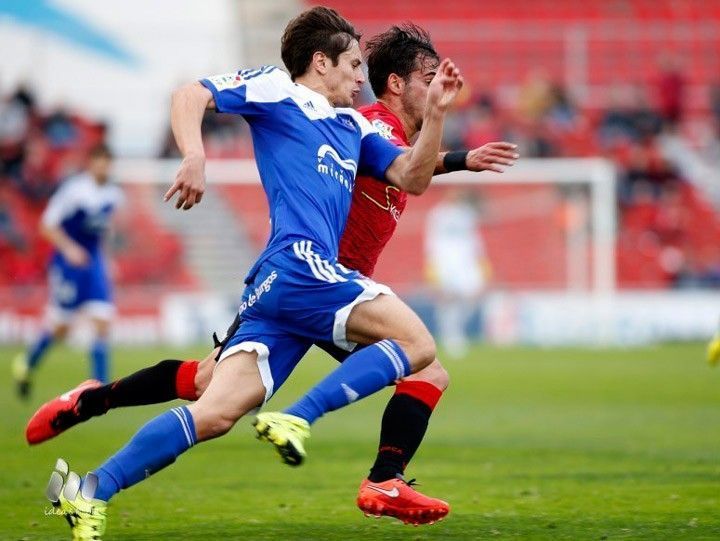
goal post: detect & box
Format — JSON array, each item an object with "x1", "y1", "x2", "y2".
[
  {"x1": 114, "y1": 157, "x2": 618, "y2": 295},
  {"x1": 434, "y1": 158, "x2": 617, "y2": 294}
]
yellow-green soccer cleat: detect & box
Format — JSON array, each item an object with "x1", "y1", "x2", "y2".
[
  {"x1": 707, "y1": 335, "x2": 720, "y2": 367},
  {"x1": 46, "y1": 458, "x2": 107, "y2": 540},
  {"x1": 12, "y1": 353, "x2": 31, "y2": 400},
  {"x1": 253, "y1": 412, "x2": 310, "y2": 466}
]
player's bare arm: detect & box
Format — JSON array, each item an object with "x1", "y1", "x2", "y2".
[
  {"x1": 435, "y1": 142, "x2": 520, "y2": 175},
  {"x1": 40, "y1": 224, "x2": 89, "y2": 267},
  {"x1": 385, "y1": 59, "x2": 463, "y2": 194},
  {"x1": 164, "y1": 82, "x2": 217, "y2": 211}
]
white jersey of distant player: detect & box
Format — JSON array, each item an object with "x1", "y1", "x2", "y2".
[
  {"x1": 41, "y1": 172, "x2": 124, "y2": 253},
  {"x1": 425, "y1": 200, "x2": 486, "y2": 296}
]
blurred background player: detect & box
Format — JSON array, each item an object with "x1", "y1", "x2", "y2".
[
  {"x1": 425, "y1": 188, "x2": 489, "y2": 358},
  {"x1": 12, "y1": 144, "x2": 121, "y2": 398}
]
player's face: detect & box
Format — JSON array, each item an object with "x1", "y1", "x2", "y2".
[
  {"x1": 326, "y1": 40, "x2": 365, "y2": 107},
  {"x1": 89, "y1": 155, "x2": 112, "y2": 184},
  {"x1": 400, "y1": 55, "x2": 439, "y2": 132}
]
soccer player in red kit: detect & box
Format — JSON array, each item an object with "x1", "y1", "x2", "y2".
[{"x1": 27, "y1": 24, "x2": 517, "y2": 525}]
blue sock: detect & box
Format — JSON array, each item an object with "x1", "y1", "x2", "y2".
[
  {"x1": 92, "y1": 406, "x2": 196, "y2": 502},
  {"x1": 27, "y1": 331, "x2": 53, "y2": 370},
  {"x1": 90, "y1": 338, "x2": 110, "y2": 383},
  {"x1": 285, "y1": 339, "x2": 410, "y2": 424}
]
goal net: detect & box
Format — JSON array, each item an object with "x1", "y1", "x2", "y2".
[{"x1": 115, "y1": 157, "x2": 617, "y2": 297}]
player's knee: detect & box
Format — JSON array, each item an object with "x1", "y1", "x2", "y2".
[
  {"x1": 53, "y1": 325, "x2": 70, "y2": 340},
  {"x1": 193, "y1": 358, "x2": 214, "y2": 397},
  {"x1": 403, "y1": 330, "x2": 436, "y2": 373},
  {"x1": 424, "y1": 360, "x2": 450, "y2": 391}
]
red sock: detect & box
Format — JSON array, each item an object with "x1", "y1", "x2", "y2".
[
  {"x1": 394, "y1": 380, "x2": 443, "y2": 410},
  {"x1": 175, "y1": 360, "x2": 200, "y2": 400}
]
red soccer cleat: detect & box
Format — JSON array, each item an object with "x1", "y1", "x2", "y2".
[
  {"x1": 357, "y1": 476, "x2": 450, "y2": 525},
  {"x1": 25, "y1": 379, "x2": 102, "y2": 445}
]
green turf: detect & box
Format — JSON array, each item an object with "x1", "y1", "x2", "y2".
[{"x1": 1, "y1": 343, "x2": 719, "y2": 540}]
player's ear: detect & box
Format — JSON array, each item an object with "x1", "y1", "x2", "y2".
[
  {"x1": 386, "y1": 73, "x2": 404, "y2": 96},
  {"x1": 312, "y1": 51, "x2": 328, "y2": 75}
]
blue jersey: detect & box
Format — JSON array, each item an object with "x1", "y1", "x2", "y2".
[
  {"x1": 200, "y1": 66, "x2": 403, "y2": 283},
  {"x1": 41, "y1": 172, "x2": 123, "y2": 259}
]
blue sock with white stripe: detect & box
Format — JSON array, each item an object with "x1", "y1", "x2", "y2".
[
  {"x1": 92, "y1": 406, "x2": 196, "y2": 502},
  {"x1": 27, "y1": 331, "x2": 53, "y2": 370},
  {"x1": 90, "y1": 338, "x2": 110, "y2": 383},
  {"x1": 284, "y1": 339, "x2": 410, "y2": 425}
]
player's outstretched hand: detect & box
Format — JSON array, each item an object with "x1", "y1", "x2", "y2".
[
  {"x1": 466, "y1": 142, "x2": 520, "y2": 173},
  {"x1": 427, "y1": 58, "x2": 464, "y2": 112},
  {"x1": 164, "y1": 155, "x2": 206, "y2": 210}
]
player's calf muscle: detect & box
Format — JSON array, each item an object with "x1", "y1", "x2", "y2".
[{"x1": 187, "y1": 352, "x2": 265, "y2": 441}]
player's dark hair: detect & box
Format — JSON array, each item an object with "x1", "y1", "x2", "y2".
[
  {"x1": 281, "y1": 6, "x2": 361, "y2": 80},
  {"x1": 88, "y1": 142, "x2": 113, "y2": 160},
  {"x1": 365, "y1": 24, "x2": 439, "y2": 97}
]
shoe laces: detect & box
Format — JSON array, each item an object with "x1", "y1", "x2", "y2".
[{"x1": 395, "y1": 473, "x2": 419, "y2": 487}]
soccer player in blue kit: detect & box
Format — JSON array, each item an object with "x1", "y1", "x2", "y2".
[
  {"x1": 45, "y1": 7, "x2": 463, "y2": 538},
  {"x1": 13, "y1": 144, "x2": 121, "y2": 399}
]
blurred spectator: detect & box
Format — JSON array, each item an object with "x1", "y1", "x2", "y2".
[
  {"x1": 546, "y1": 84, "x2": 578, "y2": 131},
  {"x1": 43, "y1": 108, "x2": 79, "y2": 148},
  {"x1": 160, "y1": 110, "x2": 251, "y2": 158},
  {"x1": 517, "y1": 68, "x2": 553, "y2": 121},
  {"x1": 14, "y1": 135, "x2": 56, "y2": 202},
  {"x1": 620, "y1": 140, "x2": 679, "y2": 203},
  {"x1": 599, "y1": 85, "x2": 663, "y2": 148},
  {"x1": 655, "y1": 54, "x2": 686, "y2": 130},
  {"x1": 0, "y1": 199, "x2": 25, "y2": 250},
  {"x1": 0, "y1": 85, "x2": 36, "y2": 177},
  {"x1": 462, "y1": 95, "x2": 504, "y2": 150}
]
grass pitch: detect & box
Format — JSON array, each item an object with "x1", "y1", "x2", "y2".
[{"x1": 1, "y1": 342, "x2": 719, "y2": 540}]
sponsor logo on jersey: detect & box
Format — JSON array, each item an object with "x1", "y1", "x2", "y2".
[
  {"x1": 206, "y1": 73, "x2": 244, "y2": 91},
  {"x1": 361, "y1": 185, "x2": 402, "y2": 222},
  {"x1": 238, "y1": 270, "x2": 278, "y2": 314},
  {"x1": 316, "y1": 144, "x2": 357, "y2": 192},
  {"x1": 371, "y1": 119, "x2": 394, "y2": 140}
]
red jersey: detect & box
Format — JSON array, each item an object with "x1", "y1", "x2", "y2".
[{"x1": 338, "y1": 102, "x2": 409, "y2": 277}]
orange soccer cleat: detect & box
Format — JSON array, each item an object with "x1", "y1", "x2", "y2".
[
  {"x1": 25, "y1": 379, "x2": 102, "y2": 445},
  {"x1": 356, "y1": 475, "x2": 450, "y2": 525}
]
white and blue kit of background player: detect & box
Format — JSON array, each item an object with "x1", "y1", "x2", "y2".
[
  {"x1": 41, "y1": 172, "x2": 123, "y2": 322},
  {"x1": 200, "y1": 67, "x2": 410, "y2": 405}
]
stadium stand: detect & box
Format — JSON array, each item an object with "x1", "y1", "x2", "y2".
[
  {"x1": 0, "y1": 85, "x2": 197, "y2": 311},
  {"x1": 4, "y1": 1, "x2": 720, "y2": 291},
  {"x1": 209, "y1": 1, "x2": 720, "y2": 290}
]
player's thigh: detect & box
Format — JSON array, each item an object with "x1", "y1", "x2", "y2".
[
  {"x1": 89, "y1": 316, "x2": 111, "y2": 338},
  {"x1": 48, "y1": 261, "x2": 82, "y2": 314},
  {"x1": 214, "y1": 313, "x2": 315, "y2": 402},
  {"x1": 345, "y1": 293, "x2": 435, "y2": 367}
]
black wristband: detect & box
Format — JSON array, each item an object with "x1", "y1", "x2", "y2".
[{"x1": 443, "y1": 151, "x2": 468, "y2": 172}]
